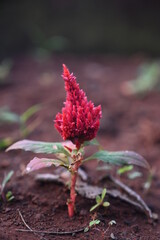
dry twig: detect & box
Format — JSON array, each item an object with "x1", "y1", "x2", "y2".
[{"x1": 17, "y1": 209, "x2": 85, "y2": 236}]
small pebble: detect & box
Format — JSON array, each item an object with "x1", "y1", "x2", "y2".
[{"x1": 110, "y1": 233, "x2": 116, "y2": 239}]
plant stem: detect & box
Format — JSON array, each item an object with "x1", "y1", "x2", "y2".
[
  {"x1": 68, "y1": 154, "x2": 82, "y2": 217},
  {"x1": 68, "y1": 171, "x2": 78, "y2": 217}
]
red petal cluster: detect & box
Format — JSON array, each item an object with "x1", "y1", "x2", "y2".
[{"x1": 54, "y1": 64, "x2": 102, "y2": 148}]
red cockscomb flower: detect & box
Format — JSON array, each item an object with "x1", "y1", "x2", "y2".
[{"x1": 54, "y1": 64, "x2": 102, "y2": 149}]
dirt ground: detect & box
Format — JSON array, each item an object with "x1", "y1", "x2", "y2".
[{"x1": 0, "y1": 54, "x2": 160, "y2": 240}]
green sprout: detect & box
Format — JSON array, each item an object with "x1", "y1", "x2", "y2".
[
  {"x1": 143, "y1": 169, "x2": 154, "y2": 191},
  {"x1": 117, "y1": 165, "x2": 143, "y2": 180},
  {"x1": 117, "y1": 165, "x2": 133, "y2": 175},
  {"x1": 0, "y1": 105, "x2": 41, "y2": 150},
  {"x1": 128, "y1": 171, "x2": 142, "y2": 180},
  {"x1": 0, "y1": 171, "x2": 14, "y2": 202},
  {"x1": 90, "y1": 188, "x2": 110, "y2": 212},
  {"x1": 6, "y1": 191, "x2": 14, "y2": 202},
  {"x1": 84, "y1": 219, "x2": 101, "y2": 233},
  {"x1": 121, "y1": 62, "x2": 160, "y2": 97}
]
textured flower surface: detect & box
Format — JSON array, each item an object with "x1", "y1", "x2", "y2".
[{"x1": 54, "y1": 64, "x2": 102, "y2": 148}]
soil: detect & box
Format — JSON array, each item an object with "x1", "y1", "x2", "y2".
[{"x1": 0, "y1": 54, "x2": 160, "y2": 240}]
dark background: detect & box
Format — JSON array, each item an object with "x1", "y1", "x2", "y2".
[{"x1": 1, "y1": 0, "x2": 160, "y2": 59}]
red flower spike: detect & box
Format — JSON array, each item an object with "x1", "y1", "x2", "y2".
[{"x1": 54, "y1": 64, "x2": 102, "y2": 149}]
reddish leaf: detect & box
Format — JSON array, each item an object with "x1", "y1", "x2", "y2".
[{"x1": 26, "y1": 157, "x2": 65, "y2": 173}]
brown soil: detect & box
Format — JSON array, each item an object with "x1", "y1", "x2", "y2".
[{"x1": 0, "y1": 55, "x2": 160, "y2": 240}]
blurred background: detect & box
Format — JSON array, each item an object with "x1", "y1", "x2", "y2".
[
  {"x1": 1, "y1": 0, "x2": 160, "y2": 154},
  {"x1": 1, "y1": 0, "x2": 160, "y2": 58}
]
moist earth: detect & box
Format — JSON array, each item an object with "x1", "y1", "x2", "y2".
[{"x1": 0, "y1": 55, "x2": 160, "y2": 240}]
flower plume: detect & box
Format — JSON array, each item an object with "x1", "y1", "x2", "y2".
[{"x1": 54, "y1": 64, "x2": 102, "y2": 148}]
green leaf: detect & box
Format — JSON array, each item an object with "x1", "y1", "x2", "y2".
[
  {"x1": 84, "y1": 150, "x2": 149, "y2": 169},
  {"x1": 1, "y1": 171, "x2": 14, "y2": 193},
  {"x1": 117, "y1": 165, "x2": 133, "y2": 175},
  {"x1": 6, "y1": 191, "x2": 14, "y2": 202},
  {"x1": 0, "y1": 137, "x2": 13, "y2": 150},
  {"x1": 84, "y1": 227, "x2": 89, "y2": 233},
  {"x1": 96, "y1": 195, "x2": 101, "y2": 204},
  {"x1": 143, "y1": 172, "x2": 152, "y2": 190},
  {"x1": 6, "y1": 140, "x2": 70, "y2": 156},
  {"x1": 89, "y1": 219, "x2": 100, "y2": 227},
  {"x1": 101, "y1": 188, "x2": 107, "y2": 200},
  {"x1": 128, "y1": 171, "x2": 142, "y2": 179},
  {"x1": 90, "y1": 203, "x2": 100, "y2": 212},
  {"x1": 26, "y1": 157, "x2": 67, "y2": 173},
  {"x1": 0, "y1": 108, "x2": 20, "y2": 124},
  {"x1": 103, "y1": 201, "x2": 110, "y2": 207},
  {"x1": 83, "y1": 139, "x2": 100, "y2": 147},
  {"x1": 7, "y1": 195, "x2": 14, "y2": 202},
  {"x1": 126, "y1": 62, "x2": 160, "y2": 96},
  {"x1": 143, "y1": 181, "x2": 151, "y2": 190},
  {"x1": 20, "y1": 105, "x2": 41, "y2": 123}
]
